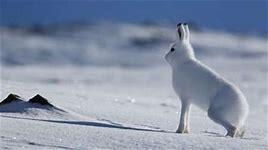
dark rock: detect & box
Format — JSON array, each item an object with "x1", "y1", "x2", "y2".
[
  {"x1": 0, "y1": 94, "x2": 24, "y2": 105},
  {"x1": 28, "y1": 94, "x2": 54, "y2": 107}
]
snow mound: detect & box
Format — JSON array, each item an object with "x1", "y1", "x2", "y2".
[{"x1": 0, "y1": 94, "x2": 67, "y2": 120}]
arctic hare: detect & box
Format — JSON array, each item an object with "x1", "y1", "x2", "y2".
[{"x1": 165, "y1": 23, "x2": 249, "y2": 137}]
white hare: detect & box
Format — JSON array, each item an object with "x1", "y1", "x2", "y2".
[{"x1": 165, "y1": 23, "x2": 249, "y2": 137}]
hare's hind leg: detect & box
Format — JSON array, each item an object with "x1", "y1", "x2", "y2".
[{"x1": 208, "y1": 107, "x2": 237, "y2": 137}]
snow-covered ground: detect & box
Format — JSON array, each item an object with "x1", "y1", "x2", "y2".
[{"x1": 1, "y1": 23, "x2": 267, "y2": 149}]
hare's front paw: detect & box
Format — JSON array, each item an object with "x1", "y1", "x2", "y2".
[{"x1": 176, "y1": 128, "x2": 190, "y2": 134}]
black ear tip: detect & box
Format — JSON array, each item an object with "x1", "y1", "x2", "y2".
[
  {"x1": 177, "y1": 23, "x2": 182, "y2": 27},
  {"x1": 183, "y1": 23, "x2": 188, "y2": 25}
]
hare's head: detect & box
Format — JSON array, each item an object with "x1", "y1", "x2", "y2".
[{"x1": 165, "y1": 23, "x2": 195, "y2": 66}]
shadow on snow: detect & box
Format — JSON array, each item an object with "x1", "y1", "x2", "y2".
[{"x1": 0, "y1": 115, "x2": 173, "y2": 134}]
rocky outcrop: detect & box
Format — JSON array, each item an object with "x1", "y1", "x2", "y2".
[{"x1": 0, "y1": 94, "x2": 24, "y2": 105}]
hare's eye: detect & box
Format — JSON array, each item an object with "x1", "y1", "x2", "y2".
[{"x1": 170, "y1": 48, "x2": 175, "y2": 52}]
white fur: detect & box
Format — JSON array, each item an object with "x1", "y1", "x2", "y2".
[{"x1": 165, "y1": 23, "x2": 249, "y2": 137}]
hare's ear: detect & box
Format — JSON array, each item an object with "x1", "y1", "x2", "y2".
[
  {"x1": 183, "y1": 23, "x2": 190, "y2": 41},
  {"x1": 176, "y1": 23, "x2": 186, "y2": 41}
]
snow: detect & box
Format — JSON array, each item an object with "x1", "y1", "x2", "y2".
[{"x1": 0, "y1": 23, "x2": 267, "y2": 149}]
